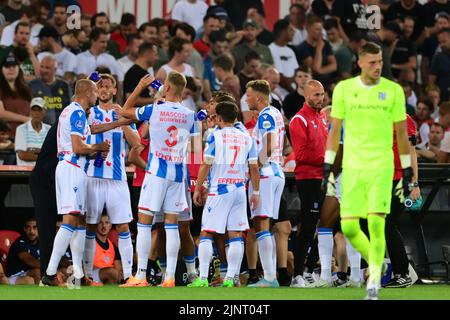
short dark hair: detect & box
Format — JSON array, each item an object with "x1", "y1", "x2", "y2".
[
  {"x1": 273, "y1": 19, "x2": 290, "y2": 39},
  {"x1": 324, "y1": 18, "x2": 339, "y2": 31},
  {"x1": 121, "y1": 13, "x2": 136, "y2": 26},
  {"x1": 91, "y1": 12, "x2": 108, "y2": 27},
  {"x1": 295, "y1": 65, "x2": 312, "y2": 75},
  {"x1": 15, "y1": 21, "x2": 30, "y2": 34},
  {"x1": 138, "y1": 42, "x2": 157, "y2": 56},
  {"x1": 216, "y1": 101, "x2": 238, "y2": 123},
  {"x1": 209, "y1": 30, "x2": 227, "y2": 44},
  {"x1": 203, "y1": 13, "x2": 220, "y2": 24},
  {"x1": 168, "y1": 36, "x2": 191, "y2": 59},
  {"x1": 306, "y1": 15, "x2": 323, "y2": 27},
  {"x1": 24, "y1": 216, "x2": 37, "y2": 225},
  {"x1": 213, "y1": 54, "x2": 234, "y2": 72},
  {"x1": 126, "y1": 34, "x2": 140, "y2": 45},
  {"x1": 96, "y1": 66, "x2": 111, "y2": 75},
  {"x1": 244, "y1": 50, "x2": 261, "y2": 64},
  {"x1": 174, "y1": 23, "x2": 196, "y2": 42},
  {"x1": 438, "y1": 28, "x2": 450, "y2": 37},
  {"x1": 349, "y1": 30, "x2": 366, "y2": 43},
  {"x1": 212, "y1": 91, "x2": 235, "y2": 103},
  {"x1": 53, "y1": 1, "x2": 67, "y2": 10},
  {"x1": 150, "y1": 18, "x2": 167, "y2": 31},
  {"x1": 138, "y1": 22, "x2": 152, "y2": 34},
  {"x1": 185, "y1": 76, "x2": 198, "y2": 93},
  {"x1": 417, "y1": 97, "x2": 435, "y2": 113},
  {"x1": 431, "y1": 122, "x2": 444, "y2": 132},
  {"x1": 359, "y1": 42, "x2": 382, "y2": 57},
  {"x1": 90, "y1": 27, "x2": 108, "y2": 42},
  {"x1": 0, "y1": 119, "x2": 11, "y2": 132},
  {"x1": 290, "y1": 3, "x2": 305, "y2": 13}
]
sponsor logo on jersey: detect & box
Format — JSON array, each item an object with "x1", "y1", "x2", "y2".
[
  {"x1": 378, "y1": 92, "x2": 386, "y2": 100},
  {"x1": 75, "y1": 120, "x2": 83, "y2": 129}
]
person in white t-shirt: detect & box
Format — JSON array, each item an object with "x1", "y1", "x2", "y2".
[
  {"x1": 171, "y1": 0, "x2": 208, "y2": 32},
  {"x1": 117, "y1": 34, "x2": 143, "y2": 76},
  {"x1": 37, "y1": 26, "x2": 77, "y2": 85},
  {"x1": 75, "y1": 28, "x2": 123, "y2": 81},
  {"x1": 269, "y1": 19, "x2": 299, "y2": 93},
  {"x1": 155, "y1": 36, "x2": 196, "y2": 83},
  {"x1": 14, "y1": 97, "x2": 51, "y2": 166}
]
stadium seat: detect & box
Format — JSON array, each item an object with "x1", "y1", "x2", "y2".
[{"x1": 0, "y1": 230, "x2": 21, "y2": 273}]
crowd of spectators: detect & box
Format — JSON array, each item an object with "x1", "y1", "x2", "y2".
[{"x1": 0, "y1": 0, "x2": 450, "y2": 286}]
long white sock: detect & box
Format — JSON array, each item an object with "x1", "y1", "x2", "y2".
[
  {"x1": 83, "y1": 229, "x2": 96, "y2": 278},
  {"x1": 184, "y1": 255, "x2": 196, "y2": 275},
  {"x1": 46, "y1": 224, "x2": 75, "y2": 276},
  {"x1": 136, "y1": 222, "x2": 152, "y2": 280},
  {"x1": 165, "y1": 224, "x2": 180, "y2": 280},
  {"x1": 118, "y1": 231, "x2": 134, "y2": 279},
  {"x1": 346, "y1": 239, "x2": 361, "y2": 283},
  {"x1": 225, "y1": 237, "x2": 244, "y2": 280},
  {"x1": 198, "y1": 237, "x2": 213, "y2": 280},
  {"x1": 70, "y1": 227, "x2": 86, "y2": 279},
  {"x1": 237, "y1": 239, "x2": 245, "y2": 277},
  {"x1": 318, "y1": 228, "x2": 334, "y2": 282},
  {"x1": 256, "y1": 230, "x2": 276, "y2": 282},
  {"x1": 271, "y1": 234, "x2": 277, "y2": 274}
]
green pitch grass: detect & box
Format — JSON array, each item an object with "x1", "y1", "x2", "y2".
[{"x1": 0, "y1": 285, "x2": 449, "y2": 300}]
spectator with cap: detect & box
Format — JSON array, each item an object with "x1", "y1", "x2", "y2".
[
  {"x1": 111, "y1": 13, "x2": 137, "y2": 56},
  {"x1": 231, "y1": 18, "x2": 274, "y2": 72},
  {"x1": 203, "y1": 30, "x2": 231, "y2": 101},
  {"x1": 75, "y1": 28, "x2": 123, "y2": 82},
  {"x1": 117, "y1": 34, "x2": 143, "y2": 76},
  {"x1": 0, "y1": 53, "x2": 31, "y2": 136},
  {"x1": 37, "y1": 26, "x2": 77, "y2": 86},
  {"x1": 29, "y1": 55, "x2": 71, "y2": 125},
  {"x1": 193, "y1": 13, "x2": 221, "y2": 57},
  {"x1": 419, "y1": 12, "x2": 449, "y2": 86},
  {"x1": 174, "y1": 22, "x2": 205, "y2": 81},
  {"x1": 429, "y1": 28, "x2": 450, "y2": 101},
  {"x1": 0, "y1": 21, "x2": 40, "y2": 82},
  {"x1": 269, "y1": 19, "x2": 299, "y2": 93},
  {"x1": 297, "y1": 15, "x2": 337, "y2": 87},
  {"x1": 89, "y1": 12, "x2": 121, "y2": 59},
  {"x1": 14, "y1": 96, "x2": 50, "y2": 166},
  {"x1": 171, "y1": 0, "x2": 209, "y2": 32},
  {"x1": 288, "y1": 4, "x2": 307, "y2": 47}
]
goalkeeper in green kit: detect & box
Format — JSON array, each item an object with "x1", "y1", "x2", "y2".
[{"x1": 322, "y1": 42, "x2": 413, "y2": 300}]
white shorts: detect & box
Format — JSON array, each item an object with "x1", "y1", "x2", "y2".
[
  {"x1": 249, "y1": 175, "x2": 285, "y2": 220},
  {"x1": 326, "y1": 173, "x2": 341, "y2": 203},
  {"x1": 153, "y1": 182, "x2": 192, "y2": 224},
  {"x1": 85, "y1": 177, "x2": 133, "y2": 225},
  {"x1": 56, "y1": 160, "x2": 87, "y2": 215},
  {"x1": 201, "y1": 187, "x2": 249, "y2": 234},
  {"x1": 138, "y1": 173, "x2": 188, "y2": 215},
  {"x1": 8, "y1": 270, "x2": 27, "y2": 285}
]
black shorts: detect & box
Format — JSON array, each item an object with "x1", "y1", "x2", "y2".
[
  {"x1": 189, "y1": 192, "x2": 203, "y2": 237},
  {"x1": 273, "y1": 196, "x2": 289, "y2": 223}
]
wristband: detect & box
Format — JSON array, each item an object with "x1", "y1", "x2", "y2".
[
  {"x1": 324, "y1": 150, "x2": 336, "y2": 164},
  {"x1": 400, "y1": 154, "x2": 411, "y2": 169},
  {"x1": 252, "y1": 190, "x2": 260, "y2": 196}
]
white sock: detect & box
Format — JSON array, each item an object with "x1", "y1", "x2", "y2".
[
  {"x1": 198, "y1": 237, "x2": 213, "y2": 280},
  {"x1": 236, "y1": 239, "x2": 245, "y2": 277},
  {"x1": 271, "y1": 234, "x2": 277, "y2": 274},
  {"x1": 83, "y1": 229, "x2": 96, "y2": 278},
  {"x1": 318, "y1": 228, "x2": 334, "y2": 282},
  {"x1": 346, "y1": 239, "x2": 361, "y2": 283},
  {"x1": 70, "y1": 227, "x2": 86, "y2": 279},
  {"x1": 225, "y1": 237, "x2": 244, "y2": 280},
  {"x1": 46, "y1": 224, "x2": 75, "y2": 276},
  {"x1": 184, "y1": 255, "x2": 196, "y2": 275},
  {"x1": 118, "y1": 231, "x2": 134, "y2": 279},
  {"x1": 136, "y1": 222, "x2": 152, "y2": 280},
  {"x1": 256, "y1": 231, "x2": 276, "y2": 282},
  {"x1": 165, "y1": 224, "x2": 180, "y2": 280},
  {"x1": 159, "y1": 257, "x2": 167, "y2": 275}
]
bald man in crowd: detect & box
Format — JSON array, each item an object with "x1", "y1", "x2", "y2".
[{"x1": 288, "y1": 80, "x2": 328, "y2": 287}]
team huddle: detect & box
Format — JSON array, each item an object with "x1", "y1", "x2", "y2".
[{"x1": 41, "y1": 42, "x2": 414, "y2": 300}]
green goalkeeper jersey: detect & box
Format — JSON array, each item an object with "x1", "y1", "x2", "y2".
[{"x1": 331, "y1": 76, "x2": 406, "y2": 170}]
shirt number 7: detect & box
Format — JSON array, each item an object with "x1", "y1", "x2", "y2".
[{"x1": 230, "y1": 145, "x2": 240, "y2": 168}]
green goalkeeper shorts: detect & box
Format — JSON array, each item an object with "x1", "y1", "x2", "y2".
[{"x1": 340, "y1": 168, "x2": 394, "y2": 218}]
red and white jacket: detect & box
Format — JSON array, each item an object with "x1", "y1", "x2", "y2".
[{"x1": 289, "y1": 103, "x2": 328, "y2": 180}]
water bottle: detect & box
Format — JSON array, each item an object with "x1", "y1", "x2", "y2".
[
  {"x1": 197, "y1": 109, "x2": 208, "y2": 121},
  {"x1": 93, "y1": 151, "x2": 104, "y2": 168},
  {"x1": 89, "y1": 71, "x2": 101, "y2": 83},
  {"x1": 150, "y1": 79, "x2": 163, "y2": 92},
  {"x1": 405, "y1": 196, "x2": 423, "y2": 211}
]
